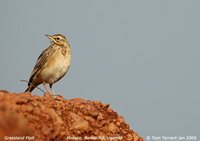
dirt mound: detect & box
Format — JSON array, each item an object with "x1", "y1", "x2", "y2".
[{"x1": 0, "y1": 90, "x2": 143, "y2": 141}]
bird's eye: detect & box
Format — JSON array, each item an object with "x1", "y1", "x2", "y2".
[{"x1": 56, "y1": 37, "x2": 60, "y2": 40}]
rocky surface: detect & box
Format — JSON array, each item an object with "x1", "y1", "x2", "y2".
[{"x1": 0, "y1": 90, "x2": 143, "y2": 141}]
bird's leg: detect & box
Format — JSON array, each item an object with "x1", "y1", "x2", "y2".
[
  {"x1": 49, "y1": 84, "x2": 56, "y2": 97},
  {"x1": 43, "y1": 82, "x2": 51, "y2": 94}
]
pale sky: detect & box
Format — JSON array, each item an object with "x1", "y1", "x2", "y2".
[{"x1": 0, "y1": 0, "x2": 199, "y2": 139}]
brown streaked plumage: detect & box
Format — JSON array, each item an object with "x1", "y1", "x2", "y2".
[{"x1": 25, "y1": 34, "x2": 71, "y2": 95}]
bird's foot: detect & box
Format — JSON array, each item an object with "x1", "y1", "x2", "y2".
[{"x1": 50, "y1": 90, "x2": 57, "y2": 98}]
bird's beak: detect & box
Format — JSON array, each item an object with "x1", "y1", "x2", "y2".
[{"x1": 45, "y1": 34, "x2": 53, "y2": 40}]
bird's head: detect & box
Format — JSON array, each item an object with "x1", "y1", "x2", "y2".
[{"x1": 45, "y1": 34, "x2": 69, "y2": 46}]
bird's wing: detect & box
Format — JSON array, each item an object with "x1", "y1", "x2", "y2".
[{"x1": 28, "y1": 46, "x2": 53, "y2": 82}]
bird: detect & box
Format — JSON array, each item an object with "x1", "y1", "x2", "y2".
[{"x1": 25, "y1": 34, "x2": 71, "y2": 95}]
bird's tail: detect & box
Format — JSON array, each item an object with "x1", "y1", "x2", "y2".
[{"x1": 25, "y1": 84, "x2": 35, "y2": 92}]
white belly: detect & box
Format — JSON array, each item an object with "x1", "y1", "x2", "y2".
[{"x1": 41, "y1": 52, "x2": 71, "y2": 84}]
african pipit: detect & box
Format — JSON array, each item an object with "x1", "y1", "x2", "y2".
[{"x1": 25, "y1": 34, "x2": 71, "y2": 95}]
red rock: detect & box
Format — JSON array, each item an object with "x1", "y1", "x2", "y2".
[
  {"x1": 0, "y1": 90, "x2": 144, "y2": 141},
  {"x1": 44, "y1": 92, "x2": 51, "y2": 98},
  {"x1": 108, "y1": 123, "x2": 118, "y2": 133}
]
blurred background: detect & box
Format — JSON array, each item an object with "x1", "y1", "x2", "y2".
[{"x1": 0, "y1": 0, "x2": 199, "y2": 139}]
